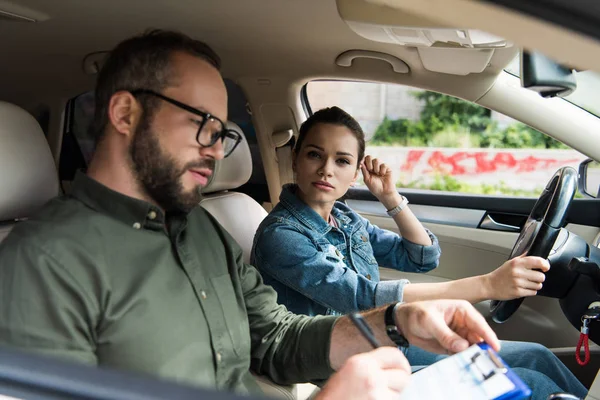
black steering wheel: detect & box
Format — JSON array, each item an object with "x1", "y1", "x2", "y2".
[{"x1": 490, "y1": 167, "x2": 578, "y2": 323}]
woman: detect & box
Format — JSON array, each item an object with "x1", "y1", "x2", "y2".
[{"x1": 251, "y1": 106, "x2": 587, "y2": 399}]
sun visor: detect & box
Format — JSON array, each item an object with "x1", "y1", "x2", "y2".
[
  {"x1": 346, "y1": 20, "x2": 508, "y2": 48},
  {"x1": 337, "y1": 0, "x2": 513, "y2": 75},
  {"x1": 346, "y1": 22, "x2": 512, "y2": 75},
  {"x1": 417, "y1": 47, "x2": 495, "y2": 76}
]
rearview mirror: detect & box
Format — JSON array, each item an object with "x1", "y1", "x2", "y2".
[
  {"x1": 578, "y1": 158, "x2": 600, "y2": 198},
  {"x1": 521, "y1": 50, "x2": 577, "y2": 98}
]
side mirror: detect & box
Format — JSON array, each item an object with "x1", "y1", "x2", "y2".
[
  {"x1": 521, "y1": 50, "x2": 577, "y2": 98},
  {"x1": 578, "y1": 158, "x2": 600, "y2": 198}
]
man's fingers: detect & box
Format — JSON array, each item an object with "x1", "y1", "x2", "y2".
[
  {"x1": 466, "y1": 332, "x2": 486, "y2": 346},
  {"x1": 366, "y1": 347, "x2": 411, "y2": 373},
  {"x1": 427, "y1": 313, "x2": 471, "y2": 353},
  {"x1": 381, "y1": 369, "x2": 411, "y2": 393},
  {"x1": 357, "y1": 348, "x2": 411, "y2": 393},
  {"x1": 397, "y1": 301, "x2": 500, "y2": 355},
  {"x1": 460, "y1": 306, "x2": 501, "y2": 351}
]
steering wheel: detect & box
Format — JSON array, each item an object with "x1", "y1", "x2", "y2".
[{"x1": 490, "y1": 167, "x2": 578, "y2": 323}]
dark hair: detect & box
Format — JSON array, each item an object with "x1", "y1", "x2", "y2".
[
  {"x1": 294, "y1": 106, "x2": 366, "y2": 165},
  {"x1": 91, "y1": 29, "x2": 221, "y2": 140}
]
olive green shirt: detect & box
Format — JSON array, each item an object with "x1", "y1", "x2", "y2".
[{"x1": 0, "y1": 172, "x2": 337, "y2": 394}]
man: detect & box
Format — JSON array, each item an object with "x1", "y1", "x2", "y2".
[{"x1": 0, "y1": 30, "x2": 500, "y2": 399}]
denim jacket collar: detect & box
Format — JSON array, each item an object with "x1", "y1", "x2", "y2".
[{"x1": 279, "y1": 184, "x2": 352, "y2": 235}]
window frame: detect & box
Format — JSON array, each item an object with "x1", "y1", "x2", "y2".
[{"x1": 301, "y1": 79, "x2": 589, "y2": 200}]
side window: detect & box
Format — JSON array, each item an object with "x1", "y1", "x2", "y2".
[
  {"x1": 60, "y1": 80, "x2": 268, "y2": 203},
  {"x1": 306, "y1": 81, "x2": 588, "y2": 198}
]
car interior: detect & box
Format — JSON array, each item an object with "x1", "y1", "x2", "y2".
[
  {"x1": 0, "y1": 345, "x2": 266, "y2": 400},
  {"x1": 2, "y1": 0, "x2": 600, "y2": 399}
]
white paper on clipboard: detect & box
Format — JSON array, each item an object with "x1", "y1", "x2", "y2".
[{"x1": 398, "y1": 344, "x2": 518, "y2": 400}]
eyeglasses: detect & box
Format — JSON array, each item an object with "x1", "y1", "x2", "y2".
[{"x1": 130, "y1": 89, "x2": 242, "y2": 158}]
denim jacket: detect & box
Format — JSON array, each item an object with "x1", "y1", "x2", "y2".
[{"x1": 251, "y1": 184, "x2": 441, "y2": 316}]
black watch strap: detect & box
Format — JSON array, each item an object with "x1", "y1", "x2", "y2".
[{"x1": 385, "y1": 303, "x2": 409, "y2": 348}]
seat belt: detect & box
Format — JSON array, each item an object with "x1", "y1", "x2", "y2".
[
  {"x1": 276, "y1": 145, "x2": 294, "y2": 186},
  {"x1": 272, "y1": 129, "x2": 295, "y2": 187}
]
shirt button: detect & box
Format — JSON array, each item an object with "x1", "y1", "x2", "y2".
[
  {"x1": 216, "y1": 352, "x2": 222, "y2": 363},
  {"x1": 361, "y1": 235, "x2": 368, "y2": 242},
  {"x1": 148, "y1": 210, "x2": 157, "y2": 220},
  {"x1": 366, "y1": 274, "x2": 372, "y2": 280},
  {"x1": 200, "y1": 291, "x2": 207, "y2": 300},
  {"x1": 132, "y1": 222, "x2": 141, "y2": 229},
  {"x1": 335, "y1": 249, "x2": 342, "y2": 257}
]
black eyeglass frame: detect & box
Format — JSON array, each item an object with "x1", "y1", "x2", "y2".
[{"x1": 130, "y1": 89, "x2": 242, "y2": 157}]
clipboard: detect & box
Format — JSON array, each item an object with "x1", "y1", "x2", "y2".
[{"x1": 398, "y1": 342, "x2": 532, "y2": 400}]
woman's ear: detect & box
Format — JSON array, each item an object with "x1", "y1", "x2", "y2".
[{"x1": 350, "y1": 168, "x2": 360, "y2": 187}]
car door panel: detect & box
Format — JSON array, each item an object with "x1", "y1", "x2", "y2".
[
  {"x1": 352, "y1": 196, "x2": 600, "y2": 386},
  {"x1": 347, "y1": 191, "x2": 600, "y2": 352},
  {"x1": 347, "y1": 188, "x2": 600, "y2": 226}
]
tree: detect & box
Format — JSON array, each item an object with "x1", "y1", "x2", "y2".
[
  {"x1": 371, "y1": 91, "x2": 567, "y2": 149},
  {"x1": 371, "y1": 117, "x2": 428, "y2": 146},
  {"x1": 411, "y1": 91, "x2": 491, "y2": 134}
]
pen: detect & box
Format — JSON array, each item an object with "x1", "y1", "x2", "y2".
[{"x1": 349, "y1": 313, "x2": 382, "y2": 349}]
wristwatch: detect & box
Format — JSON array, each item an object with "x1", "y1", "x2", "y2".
[
  {"x1": 386, "y1": 196, "x2": 409, "y2": 217},
  {"x1": 385, "y1": 302, "x2": 410, "y2": 349}
]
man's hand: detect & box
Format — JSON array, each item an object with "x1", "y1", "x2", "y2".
[
  {"x1": 483, "y1": 255, "x2": 550, "y2": 300},
  {"x1": 317, "y1": 347, "x2": 411, "y2": 400},
  {"x1": 394, "y1": 299, "x2": 500, "y2": 354}
]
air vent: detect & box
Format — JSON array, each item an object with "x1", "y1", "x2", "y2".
[{"x1": 0, "y1": 9, "x2": 36, "y2": 22}]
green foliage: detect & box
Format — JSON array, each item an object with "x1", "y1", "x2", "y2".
[
  {"x1": 373, "y1": 92, "x2": 568, "y2": 149},
  {"x1": 412, "y1": 91, "x2": 491, "y2": 134},
  {"x1": 428, "y1": 128, "x2": 481, "y2": 148},
  {"x1": 480, "y1": 123, "x2": 569, "y2": 149},
  {"x1": 371, "y1": 117, "x2": 428, "y2": 146}
]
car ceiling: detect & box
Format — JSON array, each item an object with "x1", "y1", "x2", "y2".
[{"x1": 0, "y1": 0, "x2": 517, "y2": 106}]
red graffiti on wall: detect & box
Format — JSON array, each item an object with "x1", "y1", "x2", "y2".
[
  {"x1": 400, "y1": 150, "x2": 582, "y2": 176},
  {"x1": 401, "y1": 150, "x2": 426, "y2": 171}
]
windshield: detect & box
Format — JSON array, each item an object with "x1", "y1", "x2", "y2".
[{"x1": 505, "y1": 54, "x2": 600, "y2": 117}]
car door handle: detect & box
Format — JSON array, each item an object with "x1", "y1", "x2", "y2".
[{"x1": 480, "y1": 214, "x2": 521, "y2": 232}]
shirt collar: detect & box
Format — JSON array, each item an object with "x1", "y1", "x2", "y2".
[
  {"x1": 279, "y1": 184, "x2": 350, "y2": 234},
  {"x1": 70, "y1": 170, "x2": 167, "y2": 232}
]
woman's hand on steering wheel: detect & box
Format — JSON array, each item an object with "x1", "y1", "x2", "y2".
[
  {"x1": 483, "y1": 256, "x2": 550, "y2": 300},
  {"x1": 490, "y1": 166, "x2": 578, "y2": 323}
]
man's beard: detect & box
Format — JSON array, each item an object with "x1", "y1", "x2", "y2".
[{"x1": 129, "y1": 116, "x2": 215, "y2": 213}]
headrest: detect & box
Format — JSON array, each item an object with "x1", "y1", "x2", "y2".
[
  {"x1": 0, "y1": 101, "x2": 59, "y2": 221},
  {"x1": 203, "y1": 121, "x2": 252, "y2": 194}
]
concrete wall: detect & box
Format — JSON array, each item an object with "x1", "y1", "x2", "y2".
[{"x1": 365, "y1": 146, "x2": 588, "y2": 192}]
